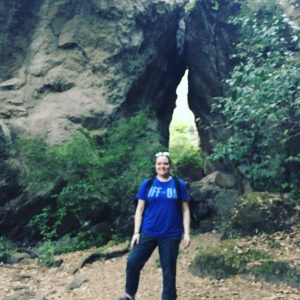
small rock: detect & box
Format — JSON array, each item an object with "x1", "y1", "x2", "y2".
[
  {"x1": 64, "y1": 266, "x2": 79, "y2": 274},
  {"x1": 2, "y1": 288, "x2": 35, "y2": 300},
  {"x1": 12, "y1": 286, "x2": 28, "y2": 291},
  {"x1": 52, "y1": 258, "x2": 63, "y2": 267},
  {"x1": 0, "y1": 78, "x2": 24, "y2": 90},
  {"x1": 66, "y1": 274, "x2": 89, "y2": 291},
  {"x1": 3, "y1": 252, "x2": 31, "y2": 264},
  {"x1": 12, "y1": 274, "x2": 31, "y2": 282},
  {"x1": 58, "y1": 31, "x2": 77, "y2": 48}
]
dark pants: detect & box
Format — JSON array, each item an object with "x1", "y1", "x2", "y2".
[{"x1": 125, "y1": 233, "x2": 181, "y2": 300}]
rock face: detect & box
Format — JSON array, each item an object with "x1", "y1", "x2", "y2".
[
  {"x1": 0, "y1": 0, "x2": 187, "y2": 144},
  {"x1": 0, "y1": 0, "x2": 239, "y2": 238},
  {"x1": 279, "y1": 0, "x2": 300, "y2": 29}
]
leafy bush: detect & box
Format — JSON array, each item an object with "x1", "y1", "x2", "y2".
[
  {"x1": 37, "y1": 241, "x2": 56, "y2": 267},
  {"x1": 95, "y1": 234, "x2": 127, "y2": 254},
  {"x1": 33, "y1": 233, "x2": 107, "y2": 257},
  {"x1": 210, "y1": 2, "x2": 300, "y2": 196},
  {"x1": 16, "y1": 111, "x2": 162, "y2": 243}
]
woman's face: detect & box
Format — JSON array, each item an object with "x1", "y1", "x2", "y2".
[{"x1": 155, "y1": 155, "x2": 171, "y2": 177}]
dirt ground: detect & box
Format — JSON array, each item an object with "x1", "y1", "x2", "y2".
[{"x1": 1, "y1": 233, "x2": 299, "y2": 300}]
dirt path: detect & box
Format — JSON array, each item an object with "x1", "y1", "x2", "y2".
[{"x1": 1, "y1": 233, "x2": 299, "y2": 300}]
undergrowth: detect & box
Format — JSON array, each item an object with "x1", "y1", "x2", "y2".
[{"x1": 14, "y1": 111, "x2": 162, "y2": 247}]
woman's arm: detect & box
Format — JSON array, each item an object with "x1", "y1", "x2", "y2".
[
  {"x1": 182, "y1": 201, "x2": 191, "y2": 249},
  {"x1": 130, "y1": 199, "x2": 145, "y2": 249}
]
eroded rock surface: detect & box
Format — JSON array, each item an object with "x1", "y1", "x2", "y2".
[
  {"x1": 0, "y1": 0, "x2": 188, "y2": 237},
  {"x1": 0, "y1": 0, "x2": 239, "y2": 238},
  {"x1": 0, "y1": 0, "x2": 187, "y2": 144}
]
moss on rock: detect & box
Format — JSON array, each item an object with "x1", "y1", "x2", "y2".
[
  {"x1": 222, "y1": 192, "x2": 299, "y2": 238},
  {"x1": 189, "y1": 239, "x2": 270, "y2": 279},
  {"x1": 189, "y1": 236, "x2": 300, "y2": 287},
  {"x1": 251, "y1": 260, "x2": 300, "y2": 288}
]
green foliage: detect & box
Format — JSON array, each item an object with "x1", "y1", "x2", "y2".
[
  {"x1": 155, "y1": 257, "x2": 161, "y2": 269},
  {"x1": 95, "y1": 234, "x2": 127, "y2": 254},
  {"x1": 184, "y1": 0, "x2": 197, "y2": 13},
  {"x1": 39, "y1": 233, "x2": 105, "y2": 255},
  {"x1": 189, "y1": 239, "x2": 271, "y2": 279},
  {"x1": 210, "y1": 2, "x2": 300, "y2": 195},
  {"x1": 169, "y1": 121, "x2": 203, "y2": 179},
  {"x1": 16, "y1": 111, "x2": 162, "y2": 243},
  {"x1": 0, "y1": 236, "x2": 14, "y2": 260},
  {"x1": 37, "y1": 241, "x2": 56, "y2": 267},
  {"x1": 28, "y1": 207, "x2": 56, "y2": 240},
  {"x1": 251, "y1": 260, "x2": 300, "y2": 288},
  {"x1": 211, "y1": 0, "x2": 219, "y2": 12}
]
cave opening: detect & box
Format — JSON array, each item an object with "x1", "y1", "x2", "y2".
[{"x1": 169, "y1": 70, "x2": 203, "y2": 180}]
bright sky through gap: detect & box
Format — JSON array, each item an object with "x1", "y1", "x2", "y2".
[
  {"x1": 173, "y1": 70, "x2": 194, "y2": 122},
  {"x1": 169, "y1": 69, "x2": 199, "y2": 148}
]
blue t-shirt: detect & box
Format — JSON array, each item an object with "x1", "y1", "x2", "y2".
[{"x1": 136, "y1": 177, "x2": 190, "y2": 237}]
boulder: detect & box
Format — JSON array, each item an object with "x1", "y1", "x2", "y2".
[
  {"x1": 189, "y1": 171, "x2": 242, "y2": 230},
  {"x1": 1, "y1": 252, "x2": 31, "y2": 264},
  {"x1": 222, "y1": 192, "x2": 300, "y2": 238}
]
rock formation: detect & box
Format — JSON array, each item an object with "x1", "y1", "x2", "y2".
[{"x1": 0, "y1": 0, "x2": 240, "y2": 239}]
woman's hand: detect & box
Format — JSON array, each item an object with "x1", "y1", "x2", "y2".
[
  {"x1": 182, "y1": 233, "x2": 191, "y2": 249},
  {"x1": 130, "y1": 233, "x2": 140, "y2": 249}
]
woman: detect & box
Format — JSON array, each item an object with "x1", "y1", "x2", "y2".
[{"x1": 119, "y1": 151, "x2": 191, "y2": 300}]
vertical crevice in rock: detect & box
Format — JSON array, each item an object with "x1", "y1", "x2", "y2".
[
  {"x1": 121, "y1": 6, "x2": 186, "y2": 146},
  {"x1": 185, "y1": 0, "x2": 239, "y2": 173}
]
